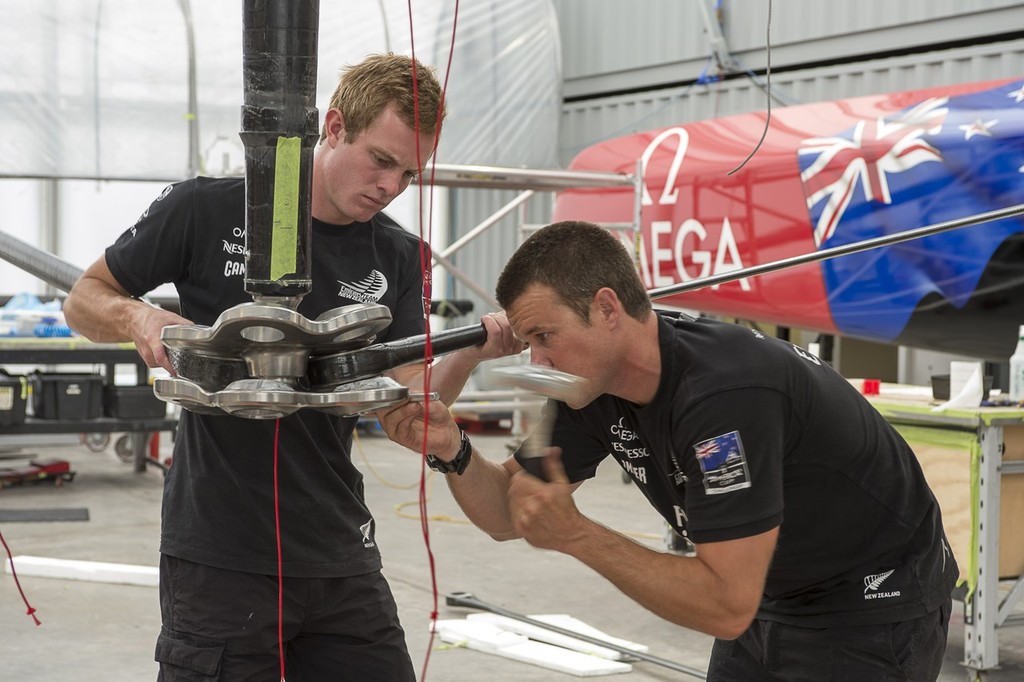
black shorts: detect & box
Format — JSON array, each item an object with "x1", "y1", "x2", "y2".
[
  {"x1": 707, "y1": 600, "x2": 952, "y2": 682},
  {"x1": 155, "y1": 554, "x2": 415, "y2": 681}
]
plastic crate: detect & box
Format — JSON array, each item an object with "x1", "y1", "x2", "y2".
[
  {"x1": 103, "y1": 384, "x2": 167, "y2": 419},
  {"x1": 0, "y1": 370, "x2": 28, "y2": 427},
  {"x1": 30, "y1": 372, "x2": 103, "y2": 420}
]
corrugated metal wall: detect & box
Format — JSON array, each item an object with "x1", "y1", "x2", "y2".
[
  {"x1": 559, "y1": 37, "x2": 1024, "y2": 164},
  {"x1": 554, "y1": 0, "x2": 1023, "y2": 99},
  {"x1": 442, "y1": 0, "x2": 1024, "y2": 325}
]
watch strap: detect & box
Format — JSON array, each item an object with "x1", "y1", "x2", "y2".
[{"x1": 426, "y1": 429, "x2": 472, "y2": 475}]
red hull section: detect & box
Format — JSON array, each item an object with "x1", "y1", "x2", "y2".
[{"x1": 554, "y1": 78, "x2": 1024, "y2": 355}]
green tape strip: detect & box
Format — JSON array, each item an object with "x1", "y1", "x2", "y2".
[
  {"x1": 890, "y1": 423, "x2": 978, "y2": 451},
  {"x1": 966, "y1": 440, "x2": 981, "y2": 603},
  {"x1": 872, "y1": 400, "x2": 1024, "y2": 425},
  {"x1": 271, "y1": 137, "x2": 301, "y2": 280}
]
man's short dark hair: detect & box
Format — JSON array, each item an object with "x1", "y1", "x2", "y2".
[{"x1": 495, "y1": 220, "x2": 652, "y2": 323}]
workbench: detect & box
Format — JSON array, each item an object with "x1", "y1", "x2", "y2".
[
  {"x1": 866, "y1": 389, "x2": 1024, "y2": 678},
  {"x1": 0, "y1": 337, "x2": 177, "y2": 472}
]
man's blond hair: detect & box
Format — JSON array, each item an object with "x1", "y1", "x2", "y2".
[{"x1": 319, "y1": 52, "x2": 445, "y2": 144}]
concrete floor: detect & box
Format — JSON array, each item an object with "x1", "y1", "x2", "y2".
[{"x1": 0, "y1": 428, "x2": 1022, "y2": 681}]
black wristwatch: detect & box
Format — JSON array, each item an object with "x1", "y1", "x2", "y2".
[{"x1": 425, "y1": 430, "x2": 472, "y2": 475}]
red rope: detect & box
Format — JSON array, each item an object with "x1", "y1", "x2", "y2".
[
  {"x1": 274, "y1": 418, "x2": 285, "y2": 681},
  {"x1": 0, "y1": 526, "x2": 41, "y2": 626},
  {"x1": 408, "y1": 2, "x2": 460, "y2": 679}
]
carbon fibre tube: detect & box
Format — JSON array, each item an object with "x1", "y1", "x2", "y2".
[
  {"x1": 240, "y1": 0, "x2": 320, "y2": 304},
  {"x1": 0, "y1": 230, "x2": 83, "y2": 293}
]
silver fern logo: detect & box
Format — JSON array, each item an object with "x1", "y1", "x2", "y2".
[
  {"x1": 360, "y1": 519, "x2": 375, "y2": 548},
  {"x1": 338, "y1": 270, "x2": 388, "y2": 304},
  {"x1": 863, "y1": 569, "x2": 900, "y2": 600}
]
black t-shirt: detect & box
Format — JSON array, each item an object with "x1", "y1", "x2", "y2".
[
  {"x1": 518, "y1": 313, "x2": 958, "y2": 627},
  {"x1": 106, "y1": 176, "x2": 428, "y2": 577}
]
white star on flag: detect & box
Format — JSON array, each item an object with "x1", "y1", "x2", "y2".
[{"x1": 958, "y1": 118, "x2": 998, "y2": 140}]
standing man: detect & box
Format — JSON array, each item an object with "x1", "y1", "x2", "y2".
[
  {"x1": 381, "y1": 220, "x2": 959, "y2": 681},
  {"x1": 64, "y1": 53, "x2": 519, "y2": 681}
]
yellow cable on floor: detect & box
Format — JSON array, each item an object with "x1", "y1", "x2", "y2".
[{"x1": 354, "y1": 429, "x2": 666, "y2": 541}]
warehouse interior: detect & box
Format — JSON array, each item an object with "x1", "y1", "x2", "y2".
[{"x1": 2, "y1": 1, "x2": 1024, "y2": 680}]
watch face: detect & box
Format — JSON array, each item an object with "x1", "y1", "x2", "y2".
[{"x1": 426, "y1": 454, "x2": 454, "y2": 473}]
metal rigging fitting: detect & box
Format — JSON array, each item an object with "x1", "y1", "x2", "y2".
[
  {"x1": 155, "y1": 301, "x2": 406, "y2": 419},
  {"x1": 153, "y1": 375, "x2": 410, "y2": 421},
  {"x1": 162, "y1": 303, "x2": 393, "y2": 382},
  {"x1": 157, "y1": 308, "x2": 489, "y2": 419}
]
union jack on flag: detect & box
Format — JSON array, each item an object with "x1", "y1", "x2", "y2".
[
  {"x1": 694, "y1": 440, "x2": 720, "y2": 460},
  {"x1": 799, "y1": 98, "x2": 948, "y2": 248}
]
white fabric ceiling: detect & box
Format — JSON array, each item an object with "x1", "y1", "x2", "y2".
[{"x1": 0, "y1": 0, "x2": 562, "y2": 181}]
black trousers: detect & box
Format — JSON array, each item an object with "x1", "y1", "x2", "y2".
[
  {"x1": 155, "y1": 554, "x2": 415, "y2": 681},
  {"x1": 707, "y1": 600, "x2": 952, "y2": 681}
]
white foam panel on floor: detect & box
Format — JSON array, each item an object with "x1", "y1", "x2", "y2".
[
  {"x1": 6, "y1": 555, "x2": 158, "y2": 587},
  {"x1": 466, "y1": 612, "x2": 649, "y2": 660},
  {"x1": 433, "y1": 618, "x2": 633, "y2": 677}
]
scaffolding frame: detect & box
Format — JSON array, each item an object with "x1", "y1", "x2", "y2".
[{"x1": 421, "y1": 162, "x2": 640, "y2": 308}]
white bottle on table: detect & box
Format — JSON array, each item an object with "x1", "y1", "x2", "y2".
[{"x1": 1011, "y1": 324, "x2": 1024, "y2": 402}]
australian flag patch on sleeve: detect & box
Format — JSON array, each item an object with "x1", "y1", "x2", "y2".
[{"x1": 693, "y1": 430, "x2": 751, "y2": 495}]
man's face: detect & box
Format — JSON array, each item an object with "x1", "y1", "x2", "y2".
[
  {"x1": 317, "y1": 104, "x2": 436, "y2": 225},
  {"x1": 506, "y1": 283, "x2": 610, "y2": 408}
]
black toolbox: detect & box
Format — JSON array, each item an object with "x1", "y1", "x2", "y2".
[
  {"x1": 30, "y1": 372, "x2": 104, "y2": 420},
  {"x1": 0, "y1": 370, "x2": 29, "y2": 426},
  {"x1": 103, "y1": 384, "x2": 167, "y2": 419}
]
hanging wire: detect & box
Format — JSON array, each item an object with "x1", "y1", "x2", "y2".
[{"x1": 727, "y1": 0, "x2": 773, "y2": 175}]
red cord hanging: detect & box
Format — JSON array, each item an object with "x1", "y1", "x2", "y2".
[
  {"x1": 273, "y1": 418, "x2": 285, "y2": 681},
  {"x1": 407, "y1": 1, "x2": 460, "y2": 679},
  {"x1": 0, "y1": 526, "x2": 41, "y2": 626}
]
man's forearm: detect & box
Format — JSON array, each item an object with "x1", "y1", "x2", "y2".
[
  {"x1": 429, "y1": 351, "x2": 478, "y2": 405},
  {"x1": 559, "y1": 522, "x2": 773, "y2": 640},
  {"x1": 64, "y1": 277, "x2": 141, "y2": 343},
  {"x1": 445, "y1": 452, "x2": 519, "y2": 540}
]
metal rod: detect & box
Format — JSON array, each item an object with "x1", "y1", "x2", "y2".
[
  {"x1": 423, "y1": 163, "x2": 634, "y2": 191},
  {"x1": 445, "y1": 591, "x2": 707, "y2": 678},
  {"x1": 432, "y1": 250, "x2": 499, "y2": 308},
  {"x1": 647, "y1": 202, "x2": 1024, "y2": 299}
]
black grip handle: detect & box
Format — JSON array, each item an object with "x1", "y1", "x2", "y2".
[
  {"x1": 386, "y1": 323, "x2": 487, "y2": 366},
  {"x1": 308, "y1": 323, "x2": 488, "y2": 389}
]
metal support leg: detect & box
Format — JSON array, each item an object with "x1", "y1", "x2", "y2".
[
  {"x1": 132, "y1": 432, "x2": 149, "y2": 474},
  {"x1": 963, "y1": 424, "x2": 1003, "y2": 674}
]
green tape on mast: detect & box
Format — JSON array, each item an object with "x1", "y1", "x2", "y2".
[{"x1": 271, "y1": 136, "x2": 301, "y2": 280}]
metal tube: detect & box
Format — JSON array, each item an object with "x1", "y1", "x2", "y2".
[
  {"x1": 440, "y1": 190, "x2": 534, "y2": 259},
  {"x1": 648, "y1": 202, "x2": 1024, "y2": 299},
  {"x1": 177, "y1": 0, "x2": 200, "y2": 177},
  {"x1": 423, "y1": 163, "x2": 634, "y2": 190}
]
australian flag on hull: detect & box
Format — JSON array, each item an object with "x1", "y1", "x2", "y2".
[{"x1": 798, "y1": 80, "x2": 1024, "y2": 345}]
